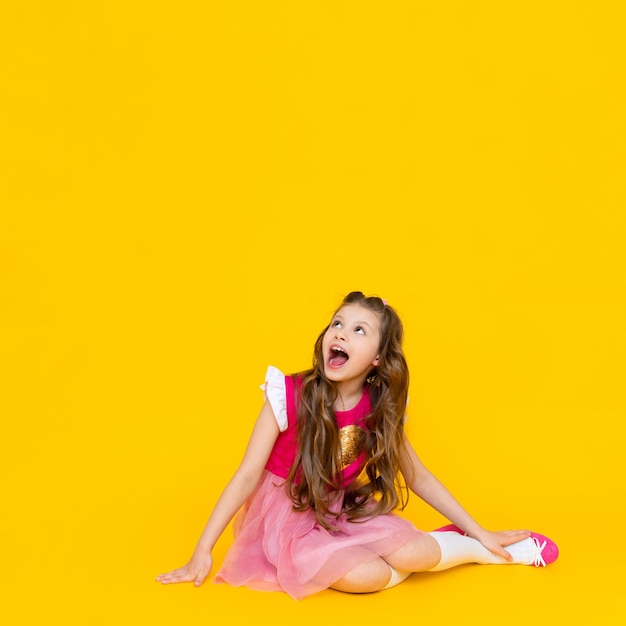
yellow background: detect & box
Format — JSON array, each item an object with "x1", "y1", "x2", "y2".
[{"x1": 1, "y1": 1, "x2": 624, "y2": 623}]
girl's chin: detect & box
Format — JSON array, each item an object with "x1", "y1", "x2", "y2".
[{"x1": 324, "y1": 365, "x2": 346, "y2": 379}]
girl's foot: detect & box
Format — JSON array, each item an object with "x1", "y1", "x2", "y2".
[{"x1": 431, "y1": 525, "x2": 559, "y2": 567}]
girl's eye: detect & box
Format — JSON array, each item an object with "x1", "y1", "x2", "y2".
[
  {"x1": 355, "y1": 326, "x2": 365, "y2": 335},
  {"x1": 332, "y1": 321, "x2": 342, "y2": 328}
]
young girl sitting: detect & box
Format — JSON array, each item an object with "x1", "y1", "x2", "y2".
[{"x1": 157, "y1": 291, "x2": 558, "y2": 600}]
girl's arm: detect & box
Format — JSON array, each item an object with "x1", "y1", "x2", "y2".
[
  {"x1": 400, "y1": 435, "x2": 530, "y2": 560},
  {"x1": 156, "y1": 398, "x2": 280, "y2": 586}
]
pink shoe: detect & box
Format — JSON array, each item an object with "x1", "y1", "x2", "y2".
[
  {"x1": 432, "y1": 524, "x2": 467, "y2": 535},
  {"x1": 528, "y1": 532, "x2": 559, "y2": 567}
]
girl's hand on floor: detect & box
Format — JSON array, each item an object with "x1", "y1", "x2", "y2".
[
  {"x1": 474, "y1": 529, "x2": 532, "y2": 561},
  {"x1": 156, "y1": 553, "x2": 213, "y2": 587}
]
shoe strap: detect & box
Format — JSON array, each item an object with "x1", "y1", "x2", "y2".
[{"x1": 531, "y1": 536, "x2": 547, "y2": 567}]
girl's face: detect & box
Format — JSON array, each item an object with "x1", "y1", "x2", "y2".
[{"x1": 321, "y1": 304, "x2": 382, "y2": 385}]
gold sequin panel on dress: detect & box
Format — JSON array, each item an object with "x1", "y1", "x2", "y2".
[{"x1": 338, "y1": 425, "x2": 367, "y2": 470}]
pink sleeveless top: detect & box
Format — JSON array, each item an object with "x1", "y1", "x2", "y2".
[{"x1": 264, "y1": 370, "x2": 371, "y2": 487}]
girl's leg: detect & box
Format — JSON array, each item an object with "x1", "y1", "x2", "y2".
[
  {"x1": 384, "y1": 531, "x2": 556, "y2": 572},
  {"x1": 330, "y1": 530, "x2": 557, "y2": 593},
  {"x1": 386, "y1": 532, "x2": 509, "y2": 572},
  {"x1": 330, "y1": 557, "x2": 403, "y2": 593}
]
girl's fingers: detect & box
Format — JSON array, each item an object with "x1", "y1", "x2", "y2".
[
  {"x1": 484, "y1": 541, "x2": 512, "y2": 561},
  {"x1": 500, "y1": 530, "x2": 532, "y2": 545},
  {"x1": 498, "y1": 548, "x2": 513, "y2": 561},
  {"x1": 157, "y1": 557, "x2": 213, "y2": 586},
  {"x1": 157, "y1": 569, "x2": 191, "y2": 584}
]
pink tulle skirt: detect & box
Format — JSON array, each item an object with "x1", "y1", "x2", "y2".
[{"x1": 214, "y1": 470, "x2": 424, "y2": 599}]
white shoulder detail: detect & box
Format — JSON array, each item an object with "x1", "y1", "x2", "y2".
[{"x1": 260, "y1": 365, "x2": 288, "y2": 432}]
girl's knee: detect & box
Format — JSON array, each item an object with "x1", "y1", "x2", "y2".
[
  {"x1": 330, "y1": 558, "x2": 392, "y2": 594},
  {"x1": 385, "y1": 533, "x2": 441, "y2": 571}
]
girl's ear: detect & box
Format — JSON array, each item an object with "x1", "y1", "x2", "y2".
[{"x1": 372, "y1": 356, "x2": 380, "y2": 366}]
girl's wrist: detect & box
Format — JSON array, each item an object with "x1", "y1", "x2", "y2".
[
  {"x1": 194, "y1": 541, "x2": 214, "y2": 556},
  {"x1": 462, "y1": 523, "x2": 487, "y2": 540}
]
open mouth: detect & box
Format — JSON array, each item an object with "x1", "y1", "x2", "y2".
[{"x1": 328, "y1": 345, "x2": 349, "y2": 368}]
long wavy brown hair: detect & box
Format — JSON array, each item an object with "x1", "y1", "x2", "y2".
[{"x1": 285, "y1": 291, "x2": 410, "y2": 529}]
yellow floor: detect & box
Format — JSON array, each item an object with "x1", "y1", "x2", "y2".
[{"x1": 2, "y1": 2, "x2": 625, "y2": 624}]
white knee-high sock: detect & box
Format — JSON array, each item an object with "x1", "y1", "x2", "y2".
[
  {"x1": 428, "y1": 532, "x2": 537, "y2": 571},
  {"x1": 383, "y1": 566, "x2": 411, "y2": 589}
]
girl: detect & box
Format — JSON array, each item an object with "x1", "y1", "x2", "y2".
[{"x1": 157, "y1": 291, "x2": 558, "y2": 599}]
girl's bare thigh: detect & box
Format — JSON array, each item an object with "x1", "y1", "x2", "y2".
[{"x1": 329, "y1": 557, "x2": 393, "y2": 593}]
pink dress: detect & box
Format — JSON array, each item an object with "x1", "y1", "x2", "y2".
[{"x1": 214, "y1": 366, "x2": 423, "y2": 599}]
